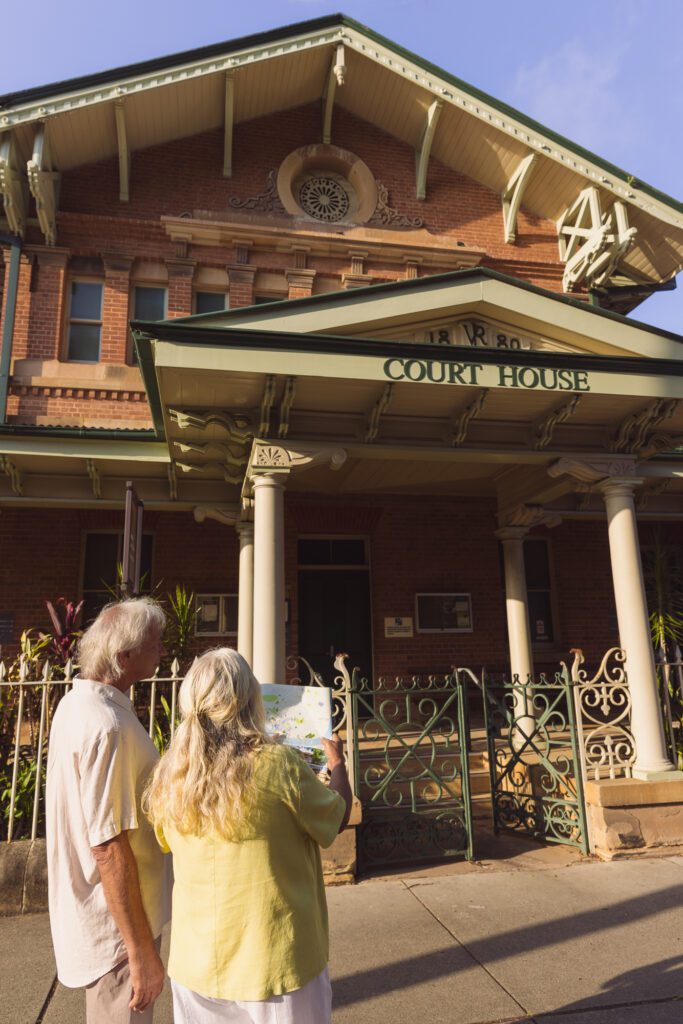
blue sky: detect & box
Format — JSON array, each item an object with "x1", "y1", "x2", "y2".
[{"x1": 3, "y1": 0, "x2": 682, "y2": 333}]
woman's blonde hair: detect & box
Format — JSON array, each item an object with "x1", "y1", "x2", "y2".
[{"x1": 144, "y1": 647, "x2": 272, "y2": 838}]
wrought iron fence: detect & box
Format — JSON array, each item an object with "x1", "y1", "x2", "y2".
[
  {"x1": 656, "y1": 645, "x2": 683, "y2": 770},
  {"x1": 1, "y1": 658, "x2": 182, "y2": 843},
  {"x1": 566, "y1": 647, "x2": 636, "y2": 782}
]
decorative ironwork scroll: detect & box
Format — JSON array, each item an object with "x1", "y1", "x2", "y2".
[
  {"x1": 568, "y1": 647, "x2": 636, "y2": 781},
  {"x1": 348, "y1": 664, "x2": 472, "y2": 869},
  {"x1": 483, "y1": 671, "x2": 589, "y2": 854}
]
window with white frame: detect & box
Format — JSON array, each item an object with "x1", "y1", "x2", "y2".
[
  {"x1": 66, "y1": 281, "x2": 103, "y2": 361},
  {"x1": 195, "y1": 594, "x2": 238, "y2": 636}
]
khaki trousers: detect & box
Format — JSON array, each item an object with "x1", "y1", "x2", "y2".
[{"x1": 85, "y1": 937, "x2": 162, "y2": 1024}]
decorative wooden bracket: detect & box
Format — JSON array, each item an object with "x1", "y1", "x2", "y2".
[
  {"x1": 114, "y1": 101, "x2": 130, "y2": 202},
  {"x1": 0, "y1": 455, "x2": 22, "y2": 495},
  {"x1": 534, "y1": 394, "x2": 581, "y2": 450},
  {"x1": 167, "y1": 463, "x2": 178, "y2": 501},
  {"x1": 415, "y1": 99, "x2": 442, "y2": 200},
  {"x1": 168, "y1": 407, "x2": 253, "y2": 443},
  {"x1": 452, "y1": 389, "x2": 488, "y2": 446},
  {"x1": 502, "y1": 153, "x2": 537, "y2": 243},
  {"x1": 0, "y1": 132, "x2": 29, "y2": 237},
  {"x1": 610, "y1": 398, "x2": 678, "y2": 453},
  {"x1": 322, "y1": 44, "x2": 346, "y2": 145},
  {"x1": 176, "y1": 460, "x2": 244, "y2": 486},
  {"x1": 85, "y1": 459, "x2": 102, "y2": 499},
  {"x1": 258, "y1": 375, "x2": 276, "y2": 436},
  {"x1": 27, "y1": 125, "x2": 60, "y2": 246},
  {"x1": 365, "y1": 383, "x2": 393, "y2": 443},
  {"x1": 223, "y1": 72, "x2": 235, "y2": 178},
  {"x1": 193, "y1": 504, "x2": 241, "y2": 526},
  {"x1": 173, "y1": 439, "x2": 249, "y2": 468},
  {"x1": 278, "y1": 377, "x2": 297, "y2": 439},
  {"x1": 557, "y1": 186, "x2": 636, "y2": 291}
]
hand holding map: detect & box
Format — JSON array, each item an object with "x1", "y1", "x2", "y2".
[{"x1": 260, "y1": 683, "x2": 334, "y2": 768}]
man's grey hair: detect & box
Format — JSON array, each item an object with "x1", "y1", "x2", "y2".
[{"x1": 78, "y1": 598, "x2": 166, "y2": 682}]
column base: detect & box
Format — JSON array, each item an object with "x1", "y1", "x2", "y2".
[
  {"x1": 585, "y1": 775, "x2": 683, "y2": 860},
  {"x1": 632, "y1": 767, "x2": 683, "y2": 782}
]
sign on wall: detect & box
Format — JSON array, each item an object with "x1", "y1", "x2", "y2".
[{"x1": 384, "y1": 616, "x2": 414, "y2": 638}]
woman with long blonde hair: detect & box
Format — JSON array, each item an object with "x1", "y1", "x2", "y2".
[{"x1": 145, "y1": 647, "x2": 351, "y2": 1024}]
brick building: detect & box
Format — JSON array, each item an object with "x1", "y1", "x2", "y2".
[{"x1": 1, "y1": 15, "x2": 683, "y2": 812}]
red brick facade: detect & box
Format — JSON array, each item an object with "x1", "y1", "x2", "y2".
[{"x1": 1, "y1": 103, "x2": 565, "y2": 432}]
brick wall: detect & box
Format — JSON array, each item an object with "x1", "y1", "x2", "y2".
[{"x1": 0, "y1": 103, "x2": 567, "y2": 430}]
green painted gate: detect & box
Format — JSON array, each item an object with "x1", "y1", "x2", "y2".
[
  {"x1": 481, "y1": 671, "x2": 589, "y2": 854},
  {"x1": 347, "y1": 668, "x2": 473, "y2": 870}
]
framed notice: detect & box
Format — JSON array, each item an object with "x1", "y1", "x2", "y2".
[
  {"x1": 415, "y1": 593, "x2": 473, "y2": 633},
  {"x1": 196, "y1": 594, "x2": 238, "y2": 636},
  {"x1": 384, "y1": 616, "x2": 414, "y2": 638}
]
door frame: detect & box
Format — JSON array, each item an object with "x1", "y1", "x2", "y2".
[{"x1": 296, "y1": 534, "x2": 375, "y2": 686}]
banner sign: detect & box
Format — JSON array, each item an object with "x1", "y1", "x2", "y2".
[{"x1": 122, "y1": 480, "x2": 144, "y2": 596}]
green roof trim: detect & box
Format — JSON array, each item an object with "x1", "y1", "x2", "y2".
[
  {"x1": 1, "y1": 14, "x2": 680, "y2": 217},
  {"x1": 133, "y1": 333, "x2": 167, "y2": 440},
  {"x1": 0, "y1": 423, "x2": 157, "y2": 440},
  {"x1": 164, "y1": 266, "x2": 683, "y2": 347}
]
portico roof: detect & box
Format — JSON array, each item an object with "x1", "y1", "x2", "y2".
[{"x1": 125, "y1": 270, "x2": 683, "y2": 519}]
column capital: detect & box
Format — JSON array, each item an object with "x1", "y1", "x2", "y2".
[
  {"x1": 494, "y1": 525, "x2": 530, "y2": 542},
  {"x1": 599, "y1": 477, "x2": 646, "y2": 500},
  {"x1": 548, "y1": 456, "x2": 638, "y2": 484},
  {"x1": 498, "y1": 503, "x2": 562, "y2": 533},
  {"x1": 250, "y1": 442, "x2": 347, "y2": 476},
  {"x1": 234, "y1": 519, "x2": 254, "y2": 537}
]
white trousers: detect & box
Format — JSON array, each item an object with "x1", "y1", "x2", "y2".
[{"x1": 170, "y1": 968, "x2": 332, "y2": 1024}]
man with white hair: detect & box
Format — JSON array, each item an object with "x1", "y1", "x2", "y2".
[{"x1": 46, "y1": 598, "x2": 172, "y2": 1023}]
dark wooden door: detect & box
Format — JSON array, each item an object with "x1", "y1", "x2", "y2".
[{"x1": 298, "y1": 569, "x2": 372, "y2": 686}]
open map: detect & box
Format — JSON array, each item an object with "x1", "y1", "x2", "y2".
[{"x1": 261, "y1": 683, "x2": 333, "y2": 767}]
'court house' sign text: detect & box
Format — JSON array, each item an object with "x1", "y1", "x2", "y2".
[{"x1": 383, "y1": 357, "x2": 591, "y2": 392}]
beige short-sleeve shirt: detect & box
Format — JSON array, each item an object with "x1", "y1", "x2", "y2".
[{"x1": 46, "y1": 679, "x2": 172, "y2": 988}]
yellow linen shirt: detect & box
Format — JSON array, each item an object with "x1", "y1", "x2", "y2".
[{"x1": 157, "y1": 743, "x2": 346, "y2": 1001}]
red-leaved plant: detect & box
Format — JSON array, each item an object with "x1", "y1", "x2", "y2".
[{"x1": 43, "y1": 598, "x2": 84, "y2": 667}]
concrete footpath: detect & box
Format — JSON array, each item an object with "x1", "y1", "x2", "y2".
[{"x1": 3, "y1": 837, "x2": 683, "y2": 1024}]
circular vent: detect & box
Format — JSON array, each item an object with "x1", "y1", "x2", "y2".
[{"x1": 298, "y1": 176, "x2": 350, "y2": 222}]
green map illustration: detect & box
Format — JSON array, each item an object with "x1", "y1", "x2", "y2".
[{"x1": 261, "y1": 684, "x2": 333, "y2": 763}]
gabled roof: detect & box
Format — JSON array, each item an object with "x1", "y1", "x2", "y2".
[
  {"x1": 1, "y1": 14, "x2": 682, "y2": 284},
  {"x1": 159, "y1": 267, "x2": 683, "y2": 361}
]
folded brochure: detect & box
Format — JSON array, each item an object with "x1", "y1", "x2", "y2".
[{"x1": 260, "y1": 683, "x2": 333, "y2": 768}]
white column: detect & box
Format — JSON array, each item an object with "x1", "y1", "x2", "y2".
[
  {"x1": 235, "y1": 521, "x2": 254, "y2": 668},
  {"x1": 496, "y1": 526, "x2": 535, "y2": 739},
  {"x1": 601, "y1": 479, "x2": 674, "y2": 777},
  {"x1": 252, "y1": 473, "x2": 286, "y2": 685}
]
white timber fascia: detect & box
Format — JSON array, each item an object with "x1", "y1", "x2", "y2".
[
  {"x1": 114, "y1": 101, "x2": 130, "y2": 202},
  {"x1": 26, "y1": 124, "x2": 60, "y2": 246},
  {"x1": 0, "y1": 27, "x2": 344, "y2": 128},
  {"x1": 502, "y1": 152, "x2": 537, "y2": 243},
  {"x1": 415, "y1": 99, "x2": 442, "y2": 201},
  {"x1": 223, "y1": 71, "x2": 234, "y2": 177},
  {"x1": 0, "y1": 132, "x2": 28, "y2": 237}
]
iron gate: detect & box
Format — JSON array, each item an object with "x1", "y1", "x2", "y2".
[
  {"x1": 482, "y1": 671, "x2": 589, "y2": 854},
  {"x1": 348, "y1": 668, "x2": 473, "y2": 870}
]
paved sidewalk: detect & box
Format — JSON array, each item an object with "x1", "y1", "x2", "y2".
[{"x1": 3, "y1": 839, "x2": 683, "y2": 1024}]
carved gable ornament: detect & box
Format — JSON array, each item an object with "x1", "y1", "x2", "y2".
[
  {"x1": 389, "y1": 316, "x2": 586, "y2": 355},
  {"x1": 557, "y1": 187, "x2": 637, "y2": 292}
]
